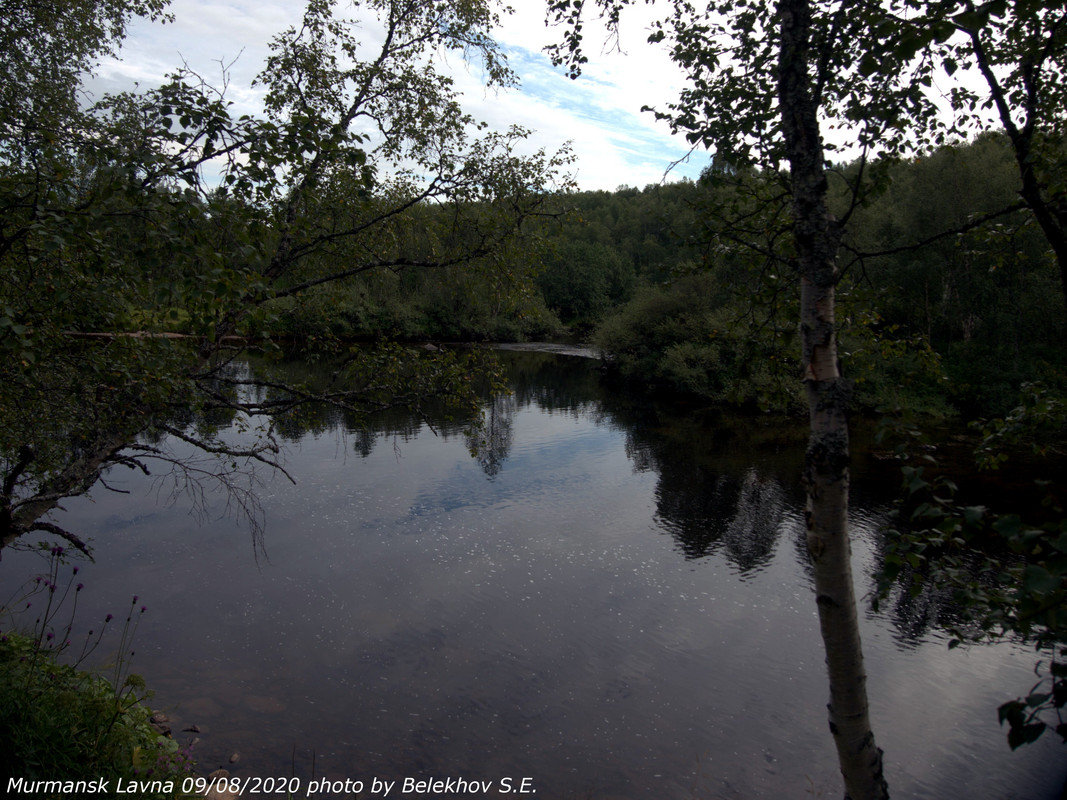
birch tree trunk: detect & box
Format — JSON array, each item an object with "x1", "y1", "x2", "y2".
[{"x1": 777, "y1": 0, "x2": 887, "y2": 797}]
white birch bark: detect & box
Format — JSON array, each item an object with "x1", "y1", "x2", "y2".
[{"x1": 778, "y1": 0, "x2": 887, "y2": 796}]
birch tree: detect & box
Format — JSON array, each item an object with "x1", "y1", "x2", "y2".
[
  {"x1": 544, "y1": 0, "x2": 942, "y2": 795},
  {"x1": 871, "y1": 0, "x2": 1067, "y2": 315}
]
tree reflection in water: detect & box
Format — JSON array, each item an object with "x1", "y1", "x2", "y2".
[{"x1": 7, "y1": 348, "x2": 1061, "y2": 798}]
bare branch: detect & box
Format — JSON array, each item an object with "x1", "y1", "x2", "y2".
[{"x1": 26, "y1": 522, "x2": 94, "y2": 561}]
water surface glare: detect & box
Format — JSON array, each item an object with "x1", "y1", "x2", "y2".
[{"x1": 5, "y1": 352, "x2": 1065, "y2": 799}]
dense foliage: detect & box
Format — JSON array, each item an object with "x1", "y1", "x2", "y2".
[
  {"x1": 0, "y1": 633, "x2": 194, "y2": 798},
  {"x1": 562, "y1": 135, "x2": 1064, "y2": 417}
]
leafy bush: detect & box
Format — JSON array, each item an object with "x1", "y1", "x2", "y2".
[
  {"x1": 536, "y1": 240, "x2": 635, "y2": 326},
  {"x1": 593, "y1": 273, "x2": 804, "y2": 411},
  {"x1": 839, "y1": 312, "x2": 955, "y2": 417},
  {"x1": 264, "y1": 272, "x2": 565, "y2": 344},
  {"x1": 0, "y1": 635, "x2": 194, "y2": 793},
  {"x1": 0, "y1": 553, "x2": 195, "y2": 798},
  {"x1": 877, "y1": 386, "x2": 1067, "y2": 750}
]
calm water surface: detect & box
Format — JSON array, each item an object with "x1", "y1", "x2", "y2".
[{"x1": 4, "y1": 350, "x2": 1065, "y2": 798}]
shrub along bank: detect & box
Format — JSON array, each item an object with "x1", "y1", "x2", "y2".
[{"x1": 0, "y1": 553, "x2": 196, "y2": 800}]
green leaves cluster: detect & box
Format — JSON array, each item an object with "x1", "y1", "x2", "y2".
[
  {"x1": 878, "y1": 384, "x2": 1067, "y2": 748},
  {"x1": 0, "y1": 0, "x2": 171, "y2": 162},
  {"x1": 594, "y1": 270, "x2": 803, "y2": 411},
  {"x1": 997, "y1": 653, "x2": 1067, "y2": 750},
  {"x1": 976, "y1": 382, "x2": 1067, "y2": 467},
  {"x1": 885, "y1": 469, "x2": 1067, "y2": 746},
  {"x1": 0, "y1": 632, "x2": 193, "y2": 795},
  {"x1": 881, "y1": 468, "x2": 1064, "y2": 639}
]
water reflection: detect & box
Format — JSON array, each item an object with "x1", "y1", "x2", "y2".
[
  {"x1": 3, "y1": 349, "x2": 1064, "y2": 799},
  {"x1": 656, "y1": 467, "x2": 790, "y2": 569},
  {"x1": 464, "y1": 394, "x2": 514, "y2": 478}
]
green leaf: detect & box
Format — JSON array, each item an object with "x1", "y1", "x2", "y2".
[
  {"x1": 1007, "y1": 722, "x2": 1046, "y2": 750},
  {"x1": 962, "y1": 505, "x2": 985, "y2": 526},
  {"x1": 1025, "y1": 688, "x2": 1052, "y2": 706},
  {"x1": 993, "y1": 514, "x2": 1024, "y2": 539},
  {"x1": 895, "y1": 30, "x2": 926, "y2": 61},
  {"x1": 859, "y1": 53, "x2": 881, "y2": 77},
  {"x1": 953, "y1": 8, "x2": 992, "y2": 31},
  {"x1": 1023, "y1": 565, "x2": 1061, "y2": 596}
]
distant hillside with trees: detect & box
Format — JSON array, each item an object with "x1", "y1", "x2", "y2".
[
  {"x1": 537, "y1": 134, "x2": 1065, "y2": 418},
  {"x1": 261, "y1": 131, "x2": 1064, "y2": 419}
]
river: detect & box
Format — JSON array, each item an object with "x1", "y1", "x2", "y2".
[{"x1": 3, "y1": 348, "x2": 1064, "y2": 798}]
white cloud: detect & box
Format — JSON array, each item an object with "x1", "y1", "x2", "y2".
[{"x1": 93, "y1": 0, "x2": 708, "y2": 190}]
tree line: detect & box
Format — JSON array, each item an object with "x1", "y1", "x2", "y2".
[
  {"x1": 254, "y1": 129, "x2": 1065, "y2": 421},
  {"x1": 561, "y1": 133, "x2": 1064, "y2": 418}
]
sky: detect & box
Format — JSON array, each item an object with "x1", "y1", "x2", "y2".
[{"x1": 92, "y1": 0, "x2": 711, "y2": 191}]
